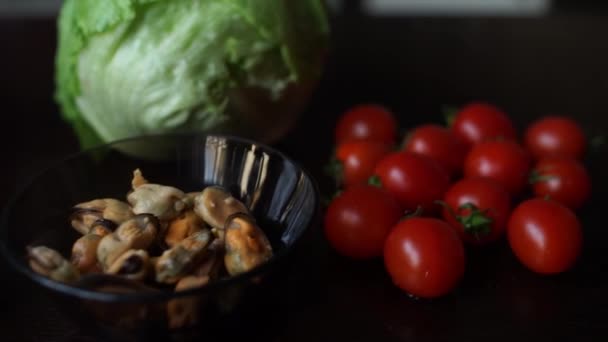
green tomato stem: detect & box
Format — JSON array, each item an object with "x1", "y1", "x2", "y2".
[
  {"x1": 528, "y1": 170, "x2": 556, "y2": 184},
  {"x1": 442, "y1": 105, "x2": 459, "y2": 127},
  {"x1": 456, "y1": 203, "x2": 493, "y2": 237},
  {"x1": 367, "y1": 175, "x2": 382, "y2": 188}
]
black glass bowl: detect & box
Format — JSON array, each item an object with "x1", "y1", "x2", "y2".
[{"x1": 0, "y1": 133, "x2": 320, "y2": 341}]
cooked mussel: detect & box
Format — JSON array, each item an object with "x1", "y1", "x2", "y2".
[
  {"x1": 166, "y1": 244, "x2": 224, "y2": 329},
  {"x1": 210, "y1": 227, "x2": 226, "y2": 247},
  {"x1": 131, "y1": 168, "x2": 148, "y2": 189},
  {"x1": 224, "y1": 213, "x2": 273, "y2": 276},
  {"x1": 182, "y1": 192, "x2": 200, "y2": 209},
  {"x1": 194, "y1": 186, "x2": 249, "y2": 229},
  {"x1": 106, "y1": 249, "x2": 150, "y2": 281},
  {"x1": 128, "y1": 184, "x2": 187, "y2": 222},
  {"x1": 71, "y1": 230, "x2": 109, "y2": 274},
  {"x1": 27, "y1": 163, "x2": 282, "y2": 325},
  {"x1": 165, "y1": 210, "x2": 205, "y2": 248},
  {"x1": 70, "y1": 199, "x2": 133, "y2": 235},
  {"x1": 113, "y1": 214, "x2": 160, "y2": 248},
  {"x1": 97, "y1": 214, "x2": 160, "y2": 270},
  {"x1": 155, "y1": 230, "x2": 212, "y2": 284},
  {"x1": 27, "y1": 245, "x2": 80, "y2": 283},
  {"x1": 193, "y1": 245, "x2": 223, "y2": 280},
  {"x1": 90, "y1": 225, "x2": 112, "y2": 237},
  {"x1": 167, "y1": 240, "x2": 223, "y2": 328}
]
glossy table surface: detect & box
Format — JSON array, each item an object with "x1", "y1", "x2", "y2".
[{"x1": 1, "y1": 12, "x2": 608, "y2": 341}]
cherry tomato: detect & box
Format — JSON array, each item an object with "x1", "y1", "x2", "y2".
[
  {"x1": 373, "y1": 152, "x2": 450, "y2": 213},
  {"x1": 524, "y1": 116, "x2": 586, "y2": 160},
  {"x1": 384, "y1": 217, "x2": 465, "y2": 298},
  {"x1": 403, "y1": 124, "x2": 467, "y2": 177},
  {"x1": 324, "y1": 185, "x2": 403, "y2": 259},
  {"x1": 335, "y1": 104, "x2": 398, "y2": 145},
  {"x1": 464, "y1": 140, "x2": 531, "y2": 195},
  {"x1": 441, "y1": 178, "x2": 511, "y2": 246},
  {"x1": 531, "y1": 156, "x2": 591, "y2": 210},
  {"x1": 507, "y1": 198, "x2": 582, "y2": 275},
  {"x1": 451, "y1": 102, "x2": 517, "y2": 147},
  {"x1": 332, "y1": 141, "x2": 391, "y2": 188}
]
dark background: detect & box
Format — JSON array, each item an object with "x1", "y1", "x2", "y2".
[{"x1": 2, "y1": 2, "x2": 608, "y2": 341}]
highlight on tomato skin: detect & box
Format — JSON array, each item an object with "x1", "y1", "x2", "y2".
[
  {"x1": 507, "y1": 198, "x2": 583, "y2": 275},
  {"x1": 402, "y1": 124, "x2": 468, "y2": 177},
  {"x1": 524, "y1": 116, "x2": 587, "y2": 161},
  {"x1": 324, "y1": 101, "x2": 591, "y2": 297},
  {"x1": 463, "y1": 139, "x2": 531, "y2": 196},
  {"x1": 530, "y1": 156, "x2": 591, "y2": 210},
  {"x1": 333, "y1": 141, "x2": 392, "y2": 188},
  {"x1": 450, "y1": 102, "x2": 517, "y2": 147},
  {"x1": 323, "y1": 184, "x2": 403, "y2": 260},
  {"x1": 383, "y1": 217, "x2": 466, "y2": 299},
  {"x1": 373, "y1": 151, "x2": 450, "y2": 214},
  {"x1": 335, "y1": 104, "x2": 398, "y2": 146}
]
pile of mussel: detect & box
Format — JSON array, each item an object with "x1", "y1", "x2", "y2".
[{"x1": 26, "y1": 169, "x2": 273, "y2": 328}]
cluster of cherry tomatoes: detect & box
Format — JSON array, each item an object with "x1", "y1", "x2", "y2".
[{"x1": 323, "y1": 102, "x2": 590, "y2": 299}]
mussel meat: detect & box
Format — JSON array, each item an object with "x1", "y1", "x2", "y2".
[
  {"x1": 70, "y1": 199, "x2": 133, "y2": 235},
  {"x1": 71, "y1": 233, "x2": 104, "y2": 274},
  {"x1": 27, "y1": 245, "x2": 80, "y2": 283},
  {"x1": 194, "y1": 186, "x2": 248, "y2": 230},
  {"x1": 106, "y1": 249, "x2": 150, "y2": 281},
  {"x1": 97, "y1": 214, "x2": 160, "y2": 270},
  {"x1": 164, "y1": 210, "x2": 205, "y2": 248},
  {"x1": 155, "y1": 230, "x2": 212, "y2": 284},
  {"x1": 224, "y1": 213, "x2": 273, "y2": 276},
  {"x1": 131, "y1": 168, "x2": 149, "y2": 189},
  {"x1": 128, "y1": 184, "x2": 187, "y2": 222}
]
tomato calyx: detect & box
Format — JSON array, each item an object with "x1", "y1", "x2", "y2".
[
  {"x1": 401, "y1": 206, "x2": 424, "y2": 221},
  {"x1": 455, "y1": 203, "x2": 493, "y2": 238},
  {"x1": 442, "y1": 105, "x2": 459, "y2": 127},
  {"x1": 321, "y1": 189, "x2": 343, "y2": 207},
  {"x1": 368, "y1": 175, "x2": 383, "y2": 188},
  {"x1": 436, "y1": 201, "x2": 493, "y2": 239},
  {"x1": 528, "y1": 170, "x2": 556, "y2": 184}
]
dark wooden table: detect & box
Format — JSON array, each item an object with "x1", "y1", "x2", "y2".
[{"x1": 2, "y1": 12, "x2": 608, "y2": 341}]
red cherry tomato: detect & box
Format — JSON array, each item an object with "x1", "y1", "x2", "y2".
[
  {"x1": 441, "y1": 178, "x2": 511, "y2": 246},
  {"x1": 335, "y1": 104, "x2": 398, "y2": 145},
  {"x1": 451, "y1": 102, "x2": 517, "y2": 147},
  {"x1": 507, "y1": 199, "x2": 583, "y2": 275},
  {"x1": 384, "y1": 218, "x2": 465, "y2": 298},
  {"x1": 403, "y1": 124, "x2": 467, "y2": 177},
  {"x1": 531, "y1": 156, "x2": 591, "y2": 210},
  {"x1": 334, "y1": 141, "x2": 391, "y2": 188},
  {"x1": 374, "y1": 152, "x2": 450, "y2": 213},
  {"x1": 524, "y1": 116, "x2": 586, "y2": 160},
  {"x1": 324, "y1": 185, "x2": 403, "y2": 259},
  {"x1": 464, "y1": 140, "x2": 531, "y2": 195}
]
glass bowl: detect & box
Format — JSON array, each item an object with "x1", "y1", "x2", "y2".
[{"x1": 0, "y1": 133, "x2": 320, "y2": 341}]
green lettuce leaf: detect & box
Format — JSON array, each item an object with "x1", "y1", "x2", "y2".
[{"x1": 55, "y1": 0, "x2": 329, "y2": 149}]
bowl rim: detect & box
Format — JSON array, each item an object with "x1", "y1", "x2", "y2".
[{"x1": 0, "y1": 132, "x2": 321, "y2": 303}]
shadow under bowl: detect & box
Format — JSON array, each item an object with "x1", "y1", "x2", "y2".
[{"x1": 0, "y1": 133, "x2": 320, "y2": 341}]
